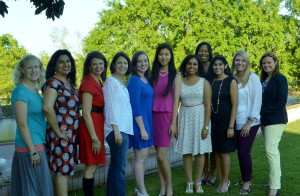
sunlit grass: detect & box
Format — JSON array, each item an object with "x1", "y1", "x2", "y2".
[
  {"x1": 0, "y1": 119, "x2": 15, "y2": 142},
  {"x1": 72, "y1": 120, "x2": 300, "y2": 195}
]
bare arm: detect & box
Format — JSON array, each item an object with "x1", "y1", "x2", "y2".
[
  {"x1": 43, "y1": 87, "x2": 69, "y2": 141},
  {"x1": 169, "y1": 73, "x2": 182, "y2": 137},
  {"x1": 81, "y1": 92, "x2": 101, "y2": 154},
  {"x1": 227, "y1": 79, "x2": 238, "y2": 138},
  {"x1": 14, "y1": 101, "x2": 40, "y2": 165},
  {"x1": 135, "y1": 116, "x2": 149, "y2": 140},
  {"x1": 111, "y1": 124, "x2": 122, "y2": 146},
  {"x1": 202, "y1": 79, "x2": 212, "y2": 139}
]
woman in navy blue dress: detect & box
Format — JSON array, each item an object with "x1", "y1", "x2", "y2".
[{"x1": 127, "y1": 51, "x2": 154, "y2": 196}]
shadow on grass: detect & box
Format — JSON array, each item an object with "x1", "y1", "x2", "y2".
[{"x1": 72, "y1": 120, "x2": 300, "y2": 196}]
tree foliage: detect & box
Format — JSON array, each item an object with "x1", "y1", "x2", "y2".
[
  {"x1": 0, "y1": 34, "x2": 27, "y2": 103},
  {"x1": 0, "y1": 0, "x2": 64, "y2": 20},
  {"x1": 83, "y1": 0, "x2": 299, "y2": 86}
]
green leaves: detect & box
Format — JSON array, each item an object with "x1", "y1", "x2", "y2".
[
  {"x1": 82, "y1": 0, "x2": 299, "y2": 86},
  {"x1": 0, "y1": 34, "x2": 27, "y2": 101},
  {"x1": 0, "y1": 0, "x2": 65, "y2": 20},
  {"x1": 0, "y1": 1, "x2": 8, "y2": 18},
  {"x1": 32, "y1": 0, "x2": 65, "y2": 20}
]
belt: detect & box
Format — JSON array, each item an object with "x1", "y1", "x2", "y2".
[
  {"x1": 181, "y1": 102, "x2": 203, "y2": 107},
  {"x1": 91, "y1": 105, "x2": 103, "y2": 113}
]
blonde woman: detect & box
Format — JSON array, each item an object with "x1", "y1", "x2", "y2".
[
  {"x1": 232, "y1": 51, "x2": 262, "y2": 194},
  {"x1": 10, "y1": 55, "x2": 53, "y2": 196}
]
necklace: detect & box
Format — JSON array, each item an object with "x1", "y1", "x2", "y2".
[
  {"x1": 211, "y1": 79, "x2": 223, "y2": 113},
  {"x1": 159, "y1": 72, "x2": 169, "y2": 76}
]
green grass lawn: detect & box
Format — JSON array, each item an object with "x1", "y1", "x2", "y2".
[{"x1": 73, "y1": 120, "x2": 300, "y2": 195}]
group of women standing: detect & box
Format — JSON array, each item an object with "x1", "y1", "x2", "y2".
[{"x1": 10, "y1": 41, "x2": 287, "y2": 196}]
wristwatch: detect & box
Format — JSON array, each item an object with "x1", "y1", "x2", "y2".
[
  {"x1": 248, "y1": 117, "x2": 254, "y2": 123},
  {"x1": 205, "y1": 126, "x2": 209, "y2": 130}
]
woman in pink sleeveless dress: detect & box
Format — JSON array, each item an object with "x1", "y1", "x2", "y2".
[{"x1": 151, "y1": 43, "x2": 181, "y2": 196}]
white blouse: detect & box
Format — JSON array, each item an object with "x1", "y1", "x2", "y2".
[
  {"x1": 236, "y1": 73, "x2": 262, "y2": 130},
  {"x1": 103, "y1": 77, "x2": 133, "y2": 138}
]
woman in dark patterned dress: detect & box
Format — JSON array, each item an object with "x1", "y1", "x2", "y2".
[{"x1": 43, "y1": 49, "x2": 80, "y2": 196}]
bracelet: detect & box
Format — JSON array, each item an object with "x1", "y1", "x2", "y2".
[
  {"x1": 91, "y1": 138, "x2": 99, "y2": 143},
  {"x1": 29, "y1": 151, "x2": 38, "y2": 156},
  {"x1": 228, "y1": 126, "x2": 234, "y2": 129}
]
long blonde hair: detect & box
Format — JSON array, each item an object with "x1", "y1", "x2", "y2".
[
  {"x1": 12, "y1": 55, "x2": 46, "y2": 87},
  {"x1": 231, "y1": 50, "x2": 251, "y2": 87}
]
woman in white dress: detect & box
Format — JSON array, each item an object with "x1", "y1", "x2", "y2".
[{"x1": 174, "y1": 54, "x2": 212, "y2": 194}]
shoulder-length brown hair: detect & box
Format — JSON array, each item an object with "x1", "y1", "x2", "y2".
[{"x1": 260, "y1": 52, "x2": 280, "y2": 81}]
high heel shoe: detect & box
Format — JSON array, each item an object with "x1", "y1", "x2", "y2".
[
  {"x1": 206, "y1": 175, "x2": 216, "y2": 186},
  {"x1": 195, "y1": 182, "x2": 204, "y2": 194},
  {"x1": 186, "y1": 182, "x2": 194, "y2": 194},
  {"x1": 135, "y1": 188, "x2": 149, "y2": 196},
  {"x1": 216, "y1": 180, "x2": 230, "y2": 194}
]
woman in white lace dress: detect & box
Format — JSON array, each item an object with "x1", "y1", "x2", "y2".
[{"x1": 174, "y1": 54, "x2": 212, "y2": 194}]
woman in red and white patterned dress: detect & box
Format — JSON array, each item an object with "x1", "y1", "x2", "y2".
[{"x1": 43, "y1": 49, "x2": 80, "y2": 196}]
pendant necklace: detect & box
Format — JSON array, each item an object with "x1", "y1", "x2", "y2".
[{"x1": 211, "y1": 79, "x2": 224, "y2": 113}]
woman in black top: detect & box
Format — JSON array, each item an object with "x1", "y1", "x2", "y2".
[{"x1": 260, "y1": 52, "x2": 288, "y2": 196}]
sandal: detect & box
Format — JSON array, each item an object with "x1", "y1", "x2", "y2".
[
  {"x1": 240, "y1": 188, "x2": 251, "y2": 195},
  {"x1": 186, "y1": 182, "x2": 194, "y2": 194},
  {"x1": 195, "y1": 182, "x2": 204, "y2": 194}
]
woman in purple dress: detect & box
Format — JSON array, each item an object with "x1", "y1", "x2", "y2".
[{"x1": 151, "y1": 43, "x2": 181, "y2": 196}]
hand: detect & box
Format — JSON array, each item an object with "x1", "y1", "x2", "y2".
[
  {"x1": 140, "y1": 129, "x2": 149, "y2": 141},
  {"x1": 202, "y1": 128, "x2": 208, "y2": 140},
  {"x1": 92, "y1": 139, "x2": 101, "y2": 154},
  {"x1": 30, "y1": 152, "x2": 40, "y2": 166},
  {"x1": 169, "y1": 123, "x2": 177, "y2": 138},
  {"x1": 240, "y1": 123, "x2": 251, "y2": 137},
  {"x1": 114, "y1": 131, "x2": 123, "y2": 146},
  {"x1": 58, "y1": 132, "x2": 69, "y2": 142},
  {"x1": 227, "y1": 128, "x2": 234, "y2": 138}
]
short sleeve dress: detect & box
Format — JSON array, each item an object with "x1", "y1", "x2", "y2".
[
  {"x1": 78, "y1": 75, "x2": 106, "y2": 166},
  {"x1": 174, "y1": 78, "x2": 212, "y2": 155},
  {"x1": 43, "y1": 77, "x2": 80, "y2": 175},
  {"x1": 127, "y1": 75, "x2": 154, "y2": 150},
  {"x1": 211, "y1": 76, "x2": 237, "y2": 153}
]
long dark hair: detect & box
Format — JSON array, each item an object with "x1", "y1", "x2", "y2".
[
  {"x1": 45, "y1": 49, "x2": 76, "y2": 85},
  {"x1": 179, "y1": 54, "x2": 205, "y2": 78},
  {"x1": 151, "y1": 43, "x2": 176, "y2": 96},
  {"x1": 82, "y1": 51, "x2": 108, "y2": 82},
  {"x1": 207, "y1": 55, "x2": 232, "y2": 83},
  {"x1": 195, "y1": 42, "x2": 213, "y2": 62},
  {"x1": 110, "y1": 52, "x2": 131, "y2": 76},
  {"x1": 260, "y1": 52, "x2": 280, "y2": 81},
  {"x1": 131, "y1": 51, "x2": 150, "y2": 78}
]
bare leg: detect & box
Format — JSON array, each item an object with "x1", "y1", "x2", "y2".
[
  {"x1": 194, "y1": 154, "x2": 205, "y2": 183},
  {"x1": 214, "y1": 152, "x2": 222, "y2": 191},
  {"x1": 55, "y1": 175, "x2": 69, "y2": 196},
  {"x1": 202, "y1": 153, "x2": 209, "y2": 181},
  {"x1": 156, "y1": 147, "x2": 173, "y2": 196},
  {"x1": 84, "y1": 164, "x2": 98, "y2": 178},
  {"x1": 134, "y1": 148, "x2": 150, "y2": 195},
  {"x1": 208, "y1": 152, "x2": 216, "y2": 181},
  {"x1": 220, "y1": 153, "x2": 231, "y2": 192},
  {"x1": 183, "y1": 154, "x2": 193, "y2": 183}
]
